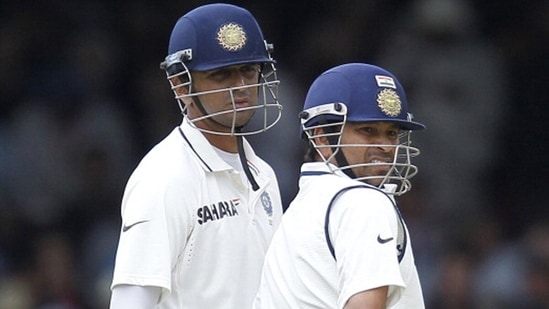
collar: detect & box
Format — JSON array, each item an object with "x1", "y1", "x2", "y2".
[
  {"x1": 300, "y1": 162, "x2": 397, "y2": 195},
  {"x1": 178, "y1": 117, "x2": 258, "y2": 173},
  {"x1": 299, "y1": 162, "x2": 348, "y2": 178}
]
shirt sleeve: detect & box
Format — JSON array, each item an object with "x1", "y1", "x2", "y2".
[
  {"x1": 110, "y1": 285, "x2": 161, "y2": 309},
  {"x1": 111, "y1": 170, "x2": 194, "y2": 295},
  {"x1": 328, "y1": 187, "x2": 405, "y2": 308}
]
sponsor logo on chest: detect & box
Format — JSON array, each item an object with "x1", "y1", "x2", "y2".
[{"x1": 197, "y1": 198, "x2": 240, "y2": 225}]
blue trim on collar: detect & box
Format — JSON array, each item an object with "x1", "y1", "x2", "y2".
[
  {"x1": 300, "y1": 171, "x2": 332, "y2": 177},
  {"x1": 178, "y1": 126, "x2": 212, "y2": 172}
]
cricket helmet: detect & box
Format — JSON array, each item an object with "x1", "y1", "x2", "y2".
[
  {"x1": 160, "y1": 3, "x2": 281, "y2": 135},
  {"x1": 299, "y1": 63, "x2": 425, "y2": 195}
]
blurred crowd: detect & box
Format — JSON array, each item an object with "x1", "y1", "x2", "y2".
[{"x1": 0, "y1": 0, "x2": 548, "y2": 308}]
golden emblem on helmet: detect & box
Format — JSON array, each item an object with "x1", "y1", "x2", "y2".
[
  {"x1": 216, "y1": 23, "x2": 247, "y2": 51},
  {"x1": 377, "y1": 89, "x2": 401, "y2": 117}
]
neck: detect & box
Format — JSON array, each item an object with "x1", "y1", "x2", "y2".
[
  {"x1": 203, "y1": 132, "x2": 238, "y2": 153},
  {"x1": 187, "y1": 114, "x2": 240, "y2": 152}
]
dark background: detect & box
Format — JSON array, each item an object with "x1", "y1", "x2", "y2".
[{"x1": 0, "y1": 0, "x2": 548, "y2": 308}]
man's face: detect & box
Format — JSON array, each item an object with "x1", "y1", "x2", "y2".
[
  {"x1": 339, "y1": 121, "x2": 400, "y2": 186},
  {"x1": 184, "y1": 63, "x2": 261, "y2": 132}
]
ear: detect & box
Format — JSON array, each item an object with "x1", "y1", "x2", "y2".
[
  {"x1": 312, "y1": 127, "x2": 333, "y2": 159},
  {"x1": 312, "y1": 127, "x2": 328, "y2": 145},
  {"x1": 171, "y1": 78, "x2": 193, "y2": 105},
  {"x1": 171, "y1": 78, "x2": 188, "y2": 94}
]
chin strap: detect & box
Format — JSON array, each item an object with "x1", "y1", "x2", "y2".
[
  {"x1": 325, "y1": 127, "x2": 356, "y2": 179},
  {"x1": 333, "y1": 147, "x2": 356, "y2": 179},
  {"x1": 191, "y1": 96, "x2": 209, "y2": 118},
  {"x1": 236, "y1": 130, "x2": 260, "y2": 191}
]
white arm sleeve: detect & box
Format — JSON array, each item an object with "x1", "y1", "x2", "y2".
[{"x1": 110, "y1": 285, "x2": 162, "y2": 309}]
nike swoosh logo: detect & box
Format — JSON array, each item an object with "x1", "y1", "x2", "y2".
[
  {"x1": 122, "y1": 220, "x2": 150, "y2": 232},
  {"x1": 377, "y1": 234, "x2": 394, "y2": 244}
]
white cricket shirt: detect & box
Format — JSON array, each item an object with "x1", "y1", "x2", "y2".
[
  {"x1": 111, "y1": 117, "x2": 283, "y2": 308},
  {"x1": 254, "y1": 162, "x2": 424, "y2": 309}
]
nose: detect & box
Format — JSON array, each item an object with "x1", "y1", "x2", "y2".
[
  {"x1": 235, "y1": 76, "x2": 245, "y2": 87},
  {"x1": 376, "y1": 144, "x2": 393, "y2": 154},
  {"x1": 230, "y1": 71, "x2": 246, "y2": 87},
  {"x1": 372, "y1": 137, "x2": 396, "y2": 153}
]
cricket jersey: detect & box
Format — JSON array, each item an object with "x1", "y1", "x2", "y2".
[
  {"x1": 254, "y1": 162, "x2": 424, "y2": 309},
  {"x1": 111, "y1": 117, "x2": 283, "y2": 308}
]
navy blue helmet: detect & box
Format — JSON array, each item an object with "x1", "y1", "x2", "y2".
[
  {"x1": 160, "y1": 3, "x2": 281, "y2": 136},
  {"x1": 299, "y1": 63, "x2": 425, "y2": 195}
]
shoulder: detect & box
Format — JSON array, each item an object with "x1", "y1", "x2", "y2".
[
  {"x1": 132, "y1": 129, "x2": 202, "y2": 181},
  {"x1": 242, "y1": 140, "x2": 277, "y2": 173},
  {"x1": 330, "y1": 183, "x2": 395, "y2": 218},
  {"x1": 121, "y1": 131, "x2": 203, "y2": 211},
  {"x1": 253, "y1": 156, "x2": 278, "y2": 181},
  {"x1": 324, "y1": 176, "x2": 391, "y2": 204}
]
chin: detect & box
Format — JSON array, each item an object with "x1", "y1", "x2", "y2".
[{"x1": 358, "y1": 177, "x2": 381, "y2": 186}]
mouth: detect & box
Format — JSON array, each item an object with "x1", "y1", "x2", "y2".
[
  {"x1": 232, "y1": 98, "x2": 249, "y2": 109},
  {"x1": 370, "y1": 159, "x2": 389, "y2": 164},
  {"x1": 367, "y1": 159, "x2": 391, "y2": 175}
]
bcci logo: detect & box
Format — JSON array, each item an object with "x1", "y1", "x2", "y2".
[
  {"x1": 377, "y1": 89, "x2": 401, "y2": 117},
  {"x1": 216, "y1": 23, "x2": 247, "y2": 51},
  {"x1": 261, "y1": 192, "x2": 273, "y2": 218}
]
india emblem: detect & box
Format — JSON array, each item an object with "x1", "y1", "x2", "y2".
[
  {"x1": 377, "y1": 89, "x2": 402, "y2": 117},
  {"x1": 216, "y1": 23, "x2": 247, "y2": 51}
]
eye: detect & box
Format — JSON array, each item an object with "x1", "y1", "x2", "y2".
[
  {"x1": 388, "y1": 129, "x2": 400, "y2": 138},
  {"x1": 240, "y1": 64, "x2": 260, "y2": 79},
  {"x1": 208, "y1": 68, "x2": 232, "y2": 81},
  {"x1": 359, "y1": 126, "x2": 375, "y2": 135},
  {"x1": 207, "y1": 65, "x2": 260, "y2": 82}
]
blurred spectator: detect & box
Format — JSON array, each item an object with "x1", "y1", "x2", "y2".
[
  {"x1": 486, "y1": 0, "x2": 549, "y2": 235},
  {"x1": 473, "y1": 219, "x2": 549, "y2": 308},
  {"x1": 30, "y1": 233, "x2": 85, "y2": 308},
  {"x1": 374, "y1": 0, "x2": 507, "y2": 229},
  {"x1": 0, "y1": 273, "x2": 35, "y2": 309},
  {"x1": 427, "y1": 243, "x2": 479, "y2": 309}
]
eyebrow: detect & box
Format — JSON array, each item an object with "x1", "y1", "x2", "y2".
[{"x1": 211, "y1": 64, "x2": 259, "y2": 72}]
